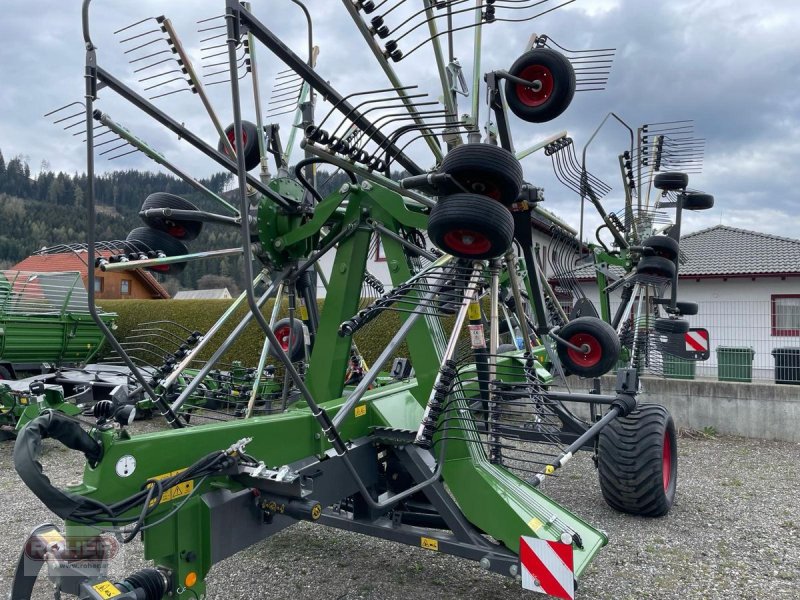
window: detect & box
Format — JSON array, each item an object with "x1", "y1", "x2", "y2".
[
  {"x1": 120, "y1": 279, "x2": 131, "y2": 295},
  {"x1": 94, "y1": 277, "x2": 104, "y2": 293},
  {"x1": 772, "y1": 295, "x2": 800, "y2": 336}
]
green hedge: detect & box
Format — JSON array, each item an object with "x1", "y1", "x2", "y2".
[{"x1": 97, "y1": 299, "x2": 408, "y2": 368}]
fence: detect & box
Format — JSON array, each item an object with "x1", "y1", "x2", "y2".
[{"x1": 679, "y1": 300, "x2": 800, "y2": 383}]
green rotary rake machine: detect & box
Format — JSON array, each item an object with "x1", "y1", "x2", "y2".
[{"x1": 9, "y1": 1, "x2": 707, "y2": 598}]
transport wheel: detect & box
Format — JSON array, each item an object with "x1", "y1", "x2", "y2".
[
  {"x1": 505, "y1": 48, "x2": 576, "y2": 123},
  {"x1": 654, "y1": 171, "x2": 688, "y2": 191},
  {"x1": 682, "y1": 192, "x2": 714, "y2": 211},
  {"x1": 654, "y1": 318, "x2": 690, "y2": 334},
  {"x1": 140, "y1": 192, "x2": 203, "y2": 241},
  {"x1": 0, "y1": 365, "x2": 12, "y2": 380},
  {"x1": 126, "y1": 227, "x2": 189, "y2": 276},
  {"x1": 675, "y1": 301, "x2": 698, "y2": 316},
  {"x1": 641, "y1": 235, "x2": 679, "y2": 261},
  {"x1": 219, "y1": 120, "x2": 261, "y2": 171},
  {"x1": 555, "y1": 317, "x2": 620, "y2": 378},
  {"x1": 637, "y1": 256, "x2": 676, "y2": 279},
  {"x1": 428, "y1": 194, "x2": 514, "y2": 260},
  {"x1": 437, "y1": 143, "x2": 523, "y2": 204},
  {"x1": 597, "y1": 403, "x2": 677, "y2": 517},
  {"x1": 268, "y1": 318, "x2": 306, "y2": 362}
]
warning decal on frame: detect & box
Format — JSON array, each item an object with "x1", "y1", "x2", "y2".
[
  {"x1": 420, "y1": 536, "x2": 439, "y2": 551},
  {"x1": 148, "y1": 468, "x2": 194, "y2": 506},
  {"x1": 468, "y1": 324, "x2": 486, "y2": 348},
  {"x1": 355, "y1": 404, "x2": 367, "y2": 418},
  {"x1": 91, "y1": 581, "x2": 121, "y2": 598}
]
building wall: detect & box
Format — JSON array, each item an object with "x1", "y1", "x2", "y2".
[
  {"x1": 578, "y1": 275, "x2": 800, "y2": 380},
  {"x1": 88, "y1": 270, "x2": 157, "y2": 300}
]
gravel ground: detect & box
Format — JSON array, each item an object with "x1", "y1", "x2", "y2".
[{"x1": 1, "y1": 423, "x2": 798, "y2": 600}]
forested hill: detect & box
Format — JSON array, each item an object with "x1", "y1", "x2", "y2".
[{"x1": 0, "y1": 149, "x2": 367, "y2": 293}]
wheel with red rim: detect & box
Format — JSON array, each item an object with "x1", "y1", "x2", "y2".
[
  {"x1": 437, "y1": 143, "x2": 523, "y2": 205},
  {"x1": 125, "y1": 227, "x2": 189, "y2": 276},
  {"x1": 597, "y1": 403, "x2": 678, "y2": 517},
  {"x1": 139, "y1": 193, "x2": 203, "y2": 242},
  {"x1": 428, "y1": 194, "x2": 514, "y2": 260},
  {"x1": 268, "y1": 317, "x2": 306, "y2": 362},
  {"x1": 555, "y1": 316, "x2": 620, "y2": 378},
  {"x1": 219, "y1": 120, "x2": 261, "y2": 171},
  {"x1": 504, "y1": 48, "x2": 576, "y2": 123}
]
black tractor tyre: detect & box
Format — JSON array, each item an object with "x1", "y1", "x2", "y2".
[
  {"x1": 428, "y1": 194, "x2": 514, "y2": 260},
  {"x1": 505, "y1": 48, "x2": 576, "y2": 123},
  {"x1": 637, "y1": 256, "x2": 677, "y2": 279},
  {"x1": 675, "y1": 301, "x2": 699, "y2": 316},
  {"x1": 437, "y1": 143, "x2": 524, "y2": 204},
  {"x1": 0, "y1": 365, "x2": 12, "y2": 380},
  {"x1": 654, "y1": 318, "x2": 690, "y2": 334},
  {"x1": 126, "y1": 227, "x2": 189, "y2": 276},
  {"x1": 642, "y1": 235, "x2": 679, "y2": 261},
  {"x1": 219, "y1": 120, "x2": 261, "y2": 171},
  {"x1": 268, "y1": 318, "x2": 306, "y2": 362},
  {"x1": 556, "y1": 317, "x2": 621, "y2": 378},
  {"x1": 140, "y1": 192, "x2": 203, "y2": 242},
  {"x1": 682, "y1": 192, "x2": 714, "y2": 211},
  {"x1": 597, "y1": 403, "x2": 678, "y2": 517},
  {"x1": 654, "y1": 171, "x2": 689, "y2": 192}
]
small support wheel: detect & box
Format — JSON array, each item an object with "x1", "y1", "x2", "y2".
[
  {"x1": 126, "y1": 227, "x2": 189, "y2": 276},
  {"x1": 219, "y1": 120, "x2": 261, "y2": 171},
  {"x1": 654, "y1": 171, "x2": 688, "y2": 192},
  {"x1": 428, "y1": 194, "x2": 514, "y2": 260},
  {"x1": 637, "y1": 256, "x2": 676, "y2": 279},
  {"x1": 140, "y1": 192, "x2": 203, "y2": 241},
  {"x1": 437, "y1": 143, "x2": 523, "y2": 204},
  {"x1": 597, "y1": 404, "x2": 677, "y2": 517},
  {"x1": 675, "y1": 301, "x2": 698, "y2": 316},
  {"x1": 555, "y1": 317, "x2": 620, "y2": 378},
  {"x1": 642, "y1": 235, "x2": 679, "y2": 261},
  {"x1": 654, "y1": 318, "x2": 690, "y2": 334},
  {"x1": 268, "y1": 318, "x2": 306, "y2": 362},
  {"x1": 681, "y1": 192, "x2": 714, "y2": 211},
  {"x1": 505, "y1": 48, "x2": 576, "y2": 123}
]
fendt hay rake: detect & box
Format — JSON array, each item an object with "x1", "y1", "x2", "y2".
[{"x1": 9, "y1": 1, "x2": 715, "y2": 599}]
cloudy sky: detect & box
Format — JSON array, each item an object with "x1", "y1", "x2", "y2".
[{"x1": 0, "y1": 0, "x2": 798, "y2": 241}]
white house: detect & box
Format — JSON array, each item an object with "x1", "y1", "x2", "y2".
[{"x1": 574, "y1": 225, "x2": 800, "y2": 381}]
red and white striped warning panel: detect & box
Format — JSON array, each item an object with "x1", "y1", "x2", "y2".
[
  {"x1": 685, "y1": 329, "x2": 709, "y2": 352},
  {"x1": 684, "y1": 328, "x2": 711, "y2": 360},
  {"x1": 520, "y1": 536, "x2": 575, "y2": 599}
]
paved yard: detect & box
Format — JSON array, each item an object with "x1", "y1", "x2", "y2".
[{"x1": 1, "y1": 426, "x2": 798, "y2": 600}]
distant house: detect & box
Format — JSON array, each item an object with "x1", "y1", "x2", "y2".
[
  {"x1": 174, "y1": 288, "x2": 232, "y2": 300},
  {"x1": 575, "y1": 225, "x2": 800, "y2": 380},
  {"x1": 13, "y1": 251, "x2": 170, "y2": 300}
]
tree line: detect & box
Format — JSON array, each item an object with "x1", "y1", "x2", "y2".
[{"x1": 0, "y1": 149, "x2": 392, "y2": 294}]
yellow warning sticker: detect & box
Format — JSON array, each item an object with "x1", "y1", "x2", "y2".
[
  {"x1": 420, "y1": 537, "x2": 439, "y2": 551},
  {"x1": 298, "y1": 305, "x2": 308, "y2": 320},
  {"x1": 91, "y1": 581, "x2": 121, "y2": 598},
  {"x1": 148, "y1": 469, "x2": 194, "y2": 506},
  {"x1": 528, "y1": 517, "x2": 543, "y2": 532},
  {"x1": 354, "y1": 405, "x2": 367, "y2": 418},
  {"x1": 39, "y1": 529, "x2": 65, "y2": 545},
  {"x1": 467, "y1": 302, "x2": 481, "y2": 321}
]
